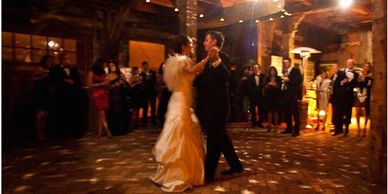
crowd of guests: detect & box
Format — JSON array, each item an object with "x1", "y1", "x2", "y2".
[
  {"x1": 229, "y1": 57, "x2": 302, "y2": 136},
  {"x1": 32, "y1": 54, "x2": 163, "y2": 141},
  {"x1": 315, "y1": 59, "x2": 373, "y2": 137},
  {"x1": 32, "y1": 53, "x2": 372, "y2": 141},
  {"x1": 229, "y1": 57, "x2": 373, "y2": 137}
]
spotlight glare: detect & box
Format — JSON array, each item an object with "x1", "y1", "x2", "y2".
[
  {"x1": 146, "y1": 0, "x2": 150, "y2": 2},
  {"x1": 339, "y1": 0, "x2": 353, "y2": 8},
  {"x1": 255, "y1": 20, "x2": 259, "y2": 23},
  {"x1": 199, "y1": 14, "x2": 204, "y2": 18},
  {"x1": 220, "y1": 17, "x2": 225, "y2": 22},
  {"x1": 174, "y1": 7, "x2": 179, "y2": 12},
  {"x1": 269, "y1": 17, "x2": 274, "y2": 21},
  {"x1": 239, "y1": 20, "x2": 244, "y2": 23},
  {"x1": 280, "y1": 15, "x2": 284, "y2": 18}
]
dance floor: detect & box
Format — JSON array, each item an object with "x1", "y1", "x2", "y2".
[{"x1": 2, "y1": 123, "x2": 385, "y2": 194}]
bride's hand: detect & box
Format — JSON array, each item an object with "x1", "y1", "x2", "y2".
[{"x1": 208, "y1": 47, "x2": 219, "y2": 61}]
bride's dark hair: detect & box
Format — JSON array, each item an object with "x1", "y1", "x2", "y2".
[{"x1": 166, "y1": 35, "x2": 189, "y2": 55}]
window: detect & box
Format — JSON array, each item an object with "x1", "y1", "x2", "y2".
[{"x1": 2, "y1": 32, "x2": 77, "y2": 64}]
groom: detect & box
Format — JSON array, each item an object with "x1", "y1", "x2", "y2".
[{"x1": 195, "y1": 31, "x2": 243, "y2": 182}]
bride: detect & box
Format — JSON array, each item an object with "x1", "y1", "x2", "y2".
[{"x1": 150, "y1": 35, "x2": 213, "y2": 192}]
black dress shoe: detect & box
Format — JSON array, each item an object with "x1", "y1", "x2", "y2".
[{"x1": 221, "y1": 168, "x2": 243, "y2": 175}]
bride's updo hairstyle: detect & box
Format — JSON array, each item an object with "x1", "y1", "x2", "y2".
[{"x1": 166, "y1": 35, "x2": 189, "y2": 56}]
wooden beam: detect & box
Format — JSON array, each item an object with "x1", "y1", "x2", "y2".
[
  {"x1": 149, "y1": 0, "x2": 175, "y2": 8},
  {"x1": 126, "y1": 27, "x2": 174, "y2": 43}
]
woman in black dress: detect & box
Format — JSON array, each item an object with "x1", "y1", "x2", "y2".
[
  {"x1": 106, "y1": 60, "x2": 130, "y2": 135},
  {"x1": 264, "y1": 66, "x2": 282, "y2": 132},
  {"x1": 356, "y1": 62, "x2": 373, "y2": 137}
]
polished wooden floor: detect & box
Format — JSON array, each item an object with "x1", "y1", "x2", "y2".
[{"x1": 2, "y1": 123, "x2": 385, "y2": 194}]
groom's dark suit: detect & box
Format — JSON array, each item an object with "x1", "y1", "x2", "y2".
[{"x1": 194, "y1": 59, "x2": 243, "y2": 182}]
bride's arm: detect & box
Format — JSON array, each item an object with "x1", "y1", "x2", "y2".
[{"x1": 185, "y1": 56, "x2": 209, "y2": 74}]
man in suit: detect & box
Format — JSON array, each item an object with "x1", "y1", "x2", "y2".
[
  {"x1": 332, "y1": 59, "x2": 358, "y2": 136},
  {"x1": 247, "y1": 64, "x2": 265, "y2": 128},
  {"x1": 329, "y1": 64, "x2": 339, "y2": 133},
  {"x1": 195, "y1": 30, "x2": 243, "y2": 182},
  {"x1": 140, "y1": 61, "x2": 157, "y2": 126},
  {"x1": 49, "y1": 53, "x2": 84, "y2": 139},
  {"x1": 280, "y1": 57, "x2": 302, "y2": 136}
]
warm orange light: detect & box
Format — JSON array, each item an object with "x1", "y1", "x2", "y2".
[{"x1": 319, "y1": 110, "x2": 326, "y2": 117}]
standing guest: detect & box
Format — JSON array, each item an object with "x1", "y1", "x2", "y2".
[
  {"x1": 280, "y1": 56, "x2": 302, "y2": 137},
  {"x1": 195, "y1": 30, "x2": 243, "y2": 182},
  {"x1": 32, "y1": 55, "x2": 54, "y2": 141},
  {"x1": 140, "y1": 61, "x2": 157, "y2": 126},
  {"x1": 247, "y1": 64, "x2": 265, "y2": 128},
  {"x1": 332, "y1": 59, "x2": 359, "y2": 136},
  {"x1": 128, "y1": 67, "x2": 143, "y2": 128},
  {"x1": 315, "y1": 71, "x2": 332, "y2": 130},
  {"x1": 236, "y1": 66, "x2": 252, "y2": 121},
  {"x1": 329, "y1": 64, "x2": 340, "y2": 132},
  {"x1": 156, "y1": 62, "x2": 171, "y2": 127},
  {"x1": 87, "y1": 58, "x2": 112, "y2": 138},
  {"x1": 106, "y1": 60, "x2": 130, "y2": 136},
  {"x1": 229, "y1": 63, "x2": 240, "y2": 121},
  {"x1": 49, "y1": 53, "x2": 83, "y2": 139},
  {"x1": 264, "y1": 66, "x2": 282, "y2": 132},
  {"x1": 356, "y1": 62, "x2": 373, "y2": 137}
]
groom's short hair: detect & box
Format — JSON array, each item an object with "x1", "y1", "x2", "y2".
[{"x1": 205, "y1": 30, "x2": 224, "y2": 49}]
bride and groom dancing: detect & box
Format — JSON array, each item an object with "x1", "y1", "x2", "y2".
[{"x1": 150, "y1": 31, "x2": 243, "y2": 192}]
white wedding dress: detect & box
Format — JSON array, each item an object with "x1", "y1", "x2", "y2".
[{"x1": 150, "y1": 55, "x2": 205, "y2": 192}]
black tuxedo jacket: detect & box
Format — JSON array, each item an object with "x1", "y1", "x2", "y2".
[
  {"x1": 247, "y1": 73, "x2": 265, "y2": 98},
  {"x1": 49, "y1": 64, "x2": 82, "y2": 99},
  {"x1": 333, "y1": 69, "x2": 359, "y2": 103},
  {"x1": 282, "y1": 67, "x2": 302, "y2": 102},
  {"x1": 140, "y1": 70, "x2": 157, "y2": 93},
  {"x1": 195, "y1": 61, "x2": 230, "y2": 119}
]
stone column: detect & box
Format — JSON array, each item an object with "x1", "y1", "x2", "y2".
[
  {"x1": 369, "y1": 0, "x2": 387, "y2": 187},
  {"x1": 285, "y1": 14, "x2": 305, "y2": 62},
  {"x1": 177, "y1": 0, "x2": 197, "y2": 48},
  {"x1": 257, "y1": 21, "x2": 277, "y2": 73}
]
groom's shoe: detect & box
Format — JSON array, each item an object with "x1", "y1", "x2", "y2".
[{"x1": 221, "y1": 168, "x2": 243, "y2": 175}]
